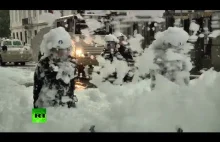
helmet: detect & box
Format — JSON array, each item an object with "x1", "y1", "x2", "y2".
[
  {"x1": 41, "y1": 27, "x2": 73, "y2": 60},
  {"x1": 104, "y1": 35, "x2": 119, "y2": 51},
  {"x1": 104, "y1": 34, "x2": 119, "y2": 43},
  {"x1": 49, "y1": 27, "x2": 72, "y2": 50},
  {"x1": 114, "y1": 32, "x2": 124, "y2": 38},
  {"x1": 113, "y1": 31, "x2": 127, "y2": 41}
]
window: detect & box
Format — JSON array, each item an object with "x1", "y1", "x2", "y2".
[
  {"x1": 16, "y1": 32, "x2": 19, "y2": 39},
  {"x1": 13, "y1": 41, "x2": 22, "y2": 46},
  {"x1": 33, "y1": 10, "x2": 37, "y2": 17},
  {"x1": 34, "y1": 30, "x2": 37, "y2": 35},
  {"x1": 13, "y1": 33, "x2": 15, "y2": 39},
  {"x1": 29, "y1": 31, "x2": 32, "y2": 40},
  {"x1": 20, "y1": 32, "x2": 23, "y2": 41},
  {"x1": 25, "y1": 31, "x2": 27, "y2": 43},
  {"x1": 3, "y1": 41, "x2": 12, "y2": 46}
]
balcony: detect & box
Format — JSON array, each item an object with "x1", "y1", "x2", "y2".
[{"x1": 22, "y1": 18, "x2": 33, "y2": 29}]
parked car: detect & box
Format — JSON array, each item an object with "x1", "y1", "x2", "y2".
[{"x1": 0, "y1": 39, "x2": 32, "y2": 66}]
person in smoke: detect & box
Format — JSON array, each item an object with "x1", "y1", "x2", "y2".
[
  {"x1": 150, "y1": 47, "x2": 190, "y2": 89},
  {"x1": 92, "y1": 34, "x2": 133, "y2": 84},
  {"x1": 76, "y1": 63, "x2": 86, "y2": 78},
  {"x1": 98, "y1": 34, "x2": 124, "y2": 84},
  {"x1": 113, "y1": 32, "x2": 133, "y2": 61},
  {"x1": 149, "y1": 27, "x2": 192, "y2": 90},
  {"x1": 113, "y1": 32, "x2": 135, "y2": 82},
  {"x1": 101, "y1": 34, "x2": 122, "y2": 62},
  {"x1": 33, "y1": 27, "x2": 77, "y2": 108}
]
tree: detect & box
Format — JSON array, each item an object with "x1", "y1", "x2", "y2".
[{"x1": 0, "y1": 10, "x2": 11, "y2": 38}]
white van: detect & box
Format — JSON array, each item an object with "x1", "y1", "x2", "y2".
[{"x1": 0, "y1": 39, "x2": 32, "y2": 66}]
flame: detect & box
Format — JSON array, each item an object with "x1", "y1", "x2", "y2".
[
  {"x1": 75, "y1": 84, "x2": 86, "y2": 90},
  {"x1": 75, "y1": 81, "x2": 86, "y2": 90}
]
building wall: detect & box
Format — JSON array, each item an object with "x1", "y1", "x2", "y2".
[
  {"x1": 10, "y1": 10, "x2": 48, "y2": 44},
  {"x1": 9, "y1": 10, "x2": 75, "y2": 44}
]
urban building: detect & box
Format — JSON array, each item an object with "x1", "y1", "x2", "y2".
[
  {"x1": 9, "y1": 10, "x2": 76, "y2": 44},
  {"x1": 119, "y1": 10, "x2": 165, "y2": 47},
  {"x1": 164, "y1": 10, "x2": 220, "y2": 72}
]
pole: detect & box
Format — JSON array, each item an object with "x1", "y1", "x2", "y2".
[{"x1": 181, "y1": 10, "x2": 183, "y2": 27}]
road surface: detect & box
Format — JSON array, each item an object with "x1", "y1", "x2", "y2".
[
  {"x1": 4, "y1": 62, "x2": 36, "y2": 71},
  {"x1": 2, "y1": 62, "x2": 199, "y2": 89},
  {"x1": 3, "y1": 62, "x2": 96, "y2": 90}
]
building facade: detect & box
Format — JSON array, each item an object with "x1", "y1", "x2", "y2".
[
  {"x1": 9, "y1": 10, "x2": 76, "y2": 44},
  {"x1": 165, "y1": 10, "x2": 220, "y2": 71}
]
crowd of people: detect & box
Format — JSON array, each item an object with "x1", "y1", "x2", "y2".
[
  {"x1": 34, "y1": 26, "x2": 191, "y2": 109},
  {"x1": 34, "y1": 27, "x2": 142, "y2": 108}
]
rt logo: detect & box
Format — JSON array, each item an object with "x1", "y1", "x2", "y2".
[
  {"x1": 58, "y1": 40, "x2": 63, "y2": 44},
  {"x1": 32, "y1": 108, "x2": 47, "y2": 123}
]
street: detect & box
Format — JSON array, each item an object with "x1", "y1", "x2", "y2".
[
  {"x1": 2, "y1": 62, "x2": 96, "y2": 90},
  {"x1": 3, "y1": 62, "x2": 36, "y2": 71},
  {"x1": 2, "y1": 61, "x2": 199, "y2": 89},
  {"x1": 1, "y1": 61, "x2": 219, "y2": 132},
  {"x1": 1, "y1": 10, "x2": 220, "y2": 132}
]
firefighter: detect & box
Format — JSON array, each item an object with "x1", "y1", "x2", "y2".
[
  {"x1": 101, "y1": 34, "x2": 122, "y2": 62},
  {"x1": 33, "y1": 27, "x2": 77, "y2": 108},
  {"x1": 113, "y1": 32, "x2": 135, "y2": 82},
  {"x1": 98, "y1": 34, "x2": 123, "y2": 83},
  {"x1": 97, "y1": 34, "x2": 135, "y2": 84},
  {"x1": 113, "y1": 32, "x2": 133, "y2": 60},
  {"x1": 76, "y1": 63, "x2": 86, "y2": 78}
]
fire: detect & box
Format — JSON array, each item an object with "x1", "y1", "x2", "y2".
[{"x1": 75, "y1": 81, "x2": 86, "y2": 90}]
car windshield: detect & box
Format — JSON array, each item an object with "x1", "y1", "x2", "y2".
[
  {"x1": 13, "y1": 41, "x2": 22, "y2": 46},
  {"x1": 3, "y1": 41, "x2": 12, "y2": 46}
]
